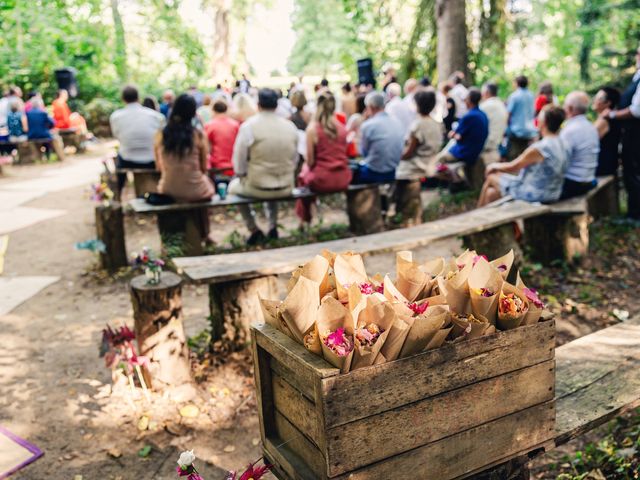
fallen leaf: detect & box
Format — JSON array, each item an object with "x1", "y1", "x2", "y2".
[
  {"x1": 137, "y1": 415, "x2": 149, "y2": 431},
  {"x1": 223, "y1": 445, "x2": 236, "y2": 453},
  {"x1": 138, "y1": 445, "x2": 152, "y2": 458},
  {"x1": 179, "y1": 404, "x2": 199, "y2": 418},
  {"x1": 107, "y1": 448, "x2": 122, "y2": 458}
]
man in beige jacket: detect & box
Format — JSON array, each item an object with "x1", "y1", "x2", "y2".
[{"x1": 229, "y1": 88, "x2": 299, "y2": 245}]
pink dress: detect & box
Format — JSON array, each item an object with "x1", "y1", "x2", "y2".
[{"x1": 296, "y1": 123, "x2": 352, "y2": 222}]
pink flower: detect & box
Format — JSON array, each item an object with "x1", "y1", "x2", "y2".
[
  {"x1": 497, "y1": 264, "x2": 507, "y2": 272},
  {"x1": 226, "y1": 460, "x2": 272, "y2": 480},
  {"x1": 407, "y1": 302, "x2": 429, "y2": 315},
  {"x1": 357, "y1": 282, "x2": 384, "y2": 295},
  {"x1": 472, "y1": 254, "x2": 488, "y2": 265},
  {"x1": 523, "y1": 287, "x2": 544, "y2": 309},
  {"x1": 324, "y1": 328, "x2": 354, "y2": 357}
]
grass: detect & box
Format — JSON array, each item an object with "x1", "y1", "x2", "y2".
[{"x1": 422, "y1": 188, "x2": 479, "y2": 222}]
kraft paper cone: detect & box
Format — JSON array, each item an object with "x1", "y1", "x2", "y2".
[
  {"x1": 456, "y1": 249, "x2": 478, "y2": 269},
  {"x1": 468, "y1": 258, "x2": 504, "y2": 325},
  {"x1": 317, "y1": 297, "x2": 355, "y2": 373},
  {"x1": 399, "y1": 306, "x2": 448, "y2": 358},
  {"x1": 281, "y1": 276, "x2": 320, "y2": 343},
  {"x1": 379, "y1": 314, "x2": 413, "y2": 361},
  {"x1": 286, "y1": 267, "x2": 302, "y2": 293},
  {"x1": 320, "y1": 249, "x2": 337, "y2": 268},
  {"x1": 303, "y1": 323, "x2": 322, "y2": 355},
  {"x1": 396, "y1": 252, "x2": 429, "y2": 302},
  {"x1": 258, "y1": 295, "x2": 280, "y2": 330},
  {"x1": 301, "y1": 255, "x2": 333, "y2": 298},
  {"x1": 334, "y1": 252, "x2": 368, "y2": 303},
  {"x1": 496, "y1": 282, "x2": 529, "y2": 330},
  {"x1": 351, "y1": 300, "x2": 396, "y2": 370},
  {"x1": 383, "y1": 274, "x2": 409, "y2": 304},
  {"x1": 422, "y1": 257, "x2": 446, "y2": 277},
  {"x1": 516, "y1": 272, "x2": 544, "y2": 326},
  {"x1": 424, "y1": 293, "x2": 448, "y2": 306},
  {"x1": 449, "y1": 313, "x2": 492, "y2": 340},
  {"x1": 373, "y1": 352, "x2": 387, "y2": 365},
  {"x1": 491, "y1": 249, "x2": 515, "y2": 280},
  {"x1": 425, "y1": 325, "x2": 453, "y2": 350},
  {"x1": 437, "y1": 261, "x2": 473, "y2": 314}
]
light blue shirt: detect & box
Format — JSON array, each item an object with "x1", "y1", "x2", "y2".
[
  {"x1": 507, "y1": 88, "x2": 537, "y2": 139},
  {"x1": 360, "y1": 111, "x2": 404, "y2": 173},
  {"x1": 559, "y1": 115, "x2": 600, "y2": 183}
]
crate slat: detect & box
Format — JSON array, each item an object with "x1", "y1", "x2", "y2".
[{"x1": 273, "y1": 373, "x2": 322, "y2": 448}]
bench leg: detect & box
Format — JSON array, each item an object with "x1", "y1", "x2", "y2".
[
  {"x1": 157, "y1": 209, "x2": 205, "y2": 256},
  {"x1": 133, "y1": 171, "x2": 160, "y2": 197},
  {"x1": 95, "y1": 202, "x2": 128, "y2": 271},
  {"x1": 17, "y1": 142, "x2": 39, "y2": 164},
  {"x1": 462, "y1": 223, "x2": 522, "y2": 267},
  {"x1": 524, "y1": 213, "x2": 589, "y2": 264},
  {"x1": 347, "y1": 186, "x2": 384, "y2": 235},
  {"x1": 588, "y1": 179, "x2": 619, "y2": 219},
  {"x1": 209, "y1": 276, "x2": 279, "y2": 347},
  {"x1": 395, "y1": 179, "x2": 423, "y2": 226}
]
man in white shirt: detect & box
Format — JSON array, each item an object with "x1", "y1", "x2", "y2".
[
  {"x1": 449, "y1": 71, "x2": 469, "y2": 118},
  {"x1": 479, "y1": 82, "x2": 508, "y2": 164},
  {"x1": 109, "y1": 85, "x2": 165, "y2": 191},
  {"x1": 385, "y1": 82, "x2": 415, "y2": 134}
]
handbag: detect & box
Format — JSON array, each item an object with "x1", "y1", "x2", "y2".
[{"x1": 144, "y1": 192, "x2": 175, "y2": 205}]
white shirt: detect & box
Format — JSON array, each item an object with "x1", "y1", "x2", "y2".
[
  {"x1": 629, "y1": 69, "x2": 640, "y2": 118},
  {"x1": 479, "y1": 96, "x2": 508, "y2": 151},
  {"x1": 560, "y1": 114, "x2": 600, "y2": 183},
  {"x1": 450, "y1": 83, "x2": 469, "y2": 117},
  {"x1": 0, "y1": 97, "x2": 8, "y2": 127},
  {"x1": 110, "y1": 103, "x2": 165, "y2": 162},
  {"x1": 385, "y1": 96, "x2": 415, "y2": 134}
]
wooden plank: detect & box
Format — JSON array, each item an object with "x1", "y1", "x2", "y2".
[
  {"x1": 555, "y1": 315, "x2": 640, "y2": 445},
  {"x1": 175, "y1": 200, "x2": 550, "y2": 284},
  {"x1": 325, "y1": 360, "x2": 555, "y2": 476},
  {"x1": 549, "y1": 176, "x2": 614, "y2": 214},
  {"x1": 321, "y1": 320, "x2": 555, "y2": 428},
  {"x1": 264, "y1": 437, "x2": 319, "y2": 480},
  {"x1": 272, "y1": 373, "x2": 321, "y2": 448},
  {"x1": 251, "y1": 330, "x2": 275, "y2": 446},
  {"x1": 330, "y1": 400, "x2": 555, "y2": 480}
]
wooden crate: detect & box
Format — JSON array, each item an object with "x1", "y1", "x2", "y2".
[{"x1": 251, "y1": 318, "x2": 556, "y2": 480}]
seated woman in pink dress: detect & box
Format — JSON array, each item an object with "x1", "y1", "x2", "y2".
[
  {"x1": 155, "y1": 94, "x2": 215, "y2": 243},
  {"x1": 295, "y1": 91, "x2": 352, "y2": 228}
]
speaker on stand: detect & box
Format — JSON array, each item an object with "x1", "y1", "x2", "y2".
[
  {"x1": 356, "y1": 58, "x2": 376, "y2": 88},
  {"x1": 54, "y1": 67, "x2": 78, "y2": 98}
]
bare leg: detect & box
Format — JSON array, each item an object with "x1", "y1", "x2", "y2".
[{"x1": 478, "y1": 174, "x2": 503, "y2": 207}]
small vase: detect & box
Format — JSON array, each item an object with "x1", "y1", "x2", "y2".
[{"x1": 145, "y1": 267, "x2": 161, "y2": 285}]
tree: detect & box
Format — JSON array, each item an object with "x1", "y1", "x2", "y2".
[
  {"x1": 401, "y1": 0, "x2": 436, "y2": 81},
  {"x1": 435, "y1": 0, "x2": 468, "y2": 82},
  {"x1": 111, "y1": 0, "x2": 128, "y2": 82}
]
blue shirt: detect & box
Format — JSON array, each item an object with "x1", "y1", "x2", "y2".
[
  {"x1": 507, "y1": 88, "x2": 537, "y2": 139},
  {"x1": 449, "y1": 107, "x2": 489, "y2": 164},
  {"x1": 360, "y1": 111, "x2": 404, "y2": 173},
  {"x1": 7, "y1": 111, "x2": 24, "y2": 137},
  {"x1": 559, "y1": 114, "x2": 600, "y2": 183},
  {"x1": 26, "y1": 109, "x2": 54, "y2": 140}
]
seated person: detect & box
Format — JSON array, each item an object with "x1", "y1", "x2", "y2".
[
  {"x1": 110, "y1": 85, "x2": 165, "y2": 191},
  {"x1": 52, "y1": 89, "x2": 72, "y2": 129},
  {"x1": 204, "y1": 99, "x2": 239, "y2": 177},
  {"x1": 296, "y1": 91, "x2": 352, "y2": 228},
  {"x1": 477, "y1": 105, "x2": 567, "y2": 207},
  {"x1": 25, "y1": 97, "x2": 56, "y2": 158},
  {"x1": 592, "y1": 86, "x2": 621, "y2": 176},
  {"x1": 155, "y1": 94, "x2": 215, "y2": 242},
  {"x1": 353, "y1": 91, "x2": 404, "y2": 184},
  {"x1": 397, "y1": 89, "x2": 444, "y2": 180},
  {"x1": 7, "y1": 101, "x2": 27, "y2": 142},
  {"x1": 229, "y1": 88, "x2": 298, "y2": 245},
  {"x1": 559, "y1": 91, "x2": 600, "y2": 199}
]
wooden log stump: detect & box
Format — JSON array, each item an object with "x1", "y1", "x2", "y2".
[
  {"x1": 462, "y1": 223, "x2": 523, "y2": 270},
  {"x1": 524, "y1": 213, "x2": 589, "y2": 264},
  {"x1": 464, "y1": 156, "x2": 487, "y2": 192},
  {"x1": 158, "y1": 208, "x2": 206, "y2": 256},
  {"x1": 17, "y1": 142, "x2": 41, "y2": 164},
  {"x1": 395, "y1": 179, "x2": 423, "y2": 226},
  {"x1": 588, "y1": 178, "x2": 619, "y2": 219},
  {"x1": 95, "y1": 202, "x2": 128, "y2": 271},
  {"x1": 130, "y1": 272, "x2": 191, "y2": 388},
  {"x1": 347, "y1": 186, "x2": 384, "y2": 235},
  {"x1": 209, "y1": 276, "x2": 279, "y2": 347},
  {"x1": 133, "y1": 170, "x2": 161, "y2": 197}
]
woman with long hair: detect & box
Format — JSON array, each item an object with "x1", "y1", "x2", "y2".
[
  {"x1": 155, "y1": 94, "x2": 215, "y2": 241},
  {"x1": 295, "y1": 91, "x2": 352, "y2": 228}
]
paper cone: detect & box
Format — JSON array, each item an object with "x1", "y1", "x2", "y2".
[
  {"x1": 373, "y1": 352, "x2": 387, "y2": 365},
  {"x1": 396, "y1": 252, "x2": 429, "y2": 302},
  {"x1": 422, "y1": 257, "x2": 446, "y2": 277},
  {"x1": 334, "y1": 252, "x2": 368, "y2": 303},
  {"x1": 516, "y1": 272, "x2": 544, "y2": 326},
  {"x1": 303, "y1": 323, "x2": 322, "y2": 355},
  {"x1": 468, "y1": 258, "x2": 504, "y2": 325},
  {"x1": 379, "y1": 314, "x2": 413, "y2": 361},
  {"x1": 383, "y1": 274, "x2": 409, "y2": 304},
  {"x1": 281, "y1": 276, "x2": 320, "y2": 343},
  {"x1": 301, "y1": 255, "x2": 333, "y2": 298},
  {"x1": 352, "y1": 300, "x2": 397, "y2": 370},
  {"x1": 456, "y1": 249, "x2": 478, "y2": 269},
  {"x1": 449, "y1": 313, "x2": 492, "y2": 340},
  {"x1": 399, "y1": 306, "x2": 448, "y2": 358},
  {"x1": 491, "y1": 249, "x2": 515, "y2": 280},
  {"x1": 496, "y1": 282, "x2": 529, "y2": 330},
  {"x1": 258, "y1": 296, "x2": 281, "y2": 330},
  {"x1": 438, "y1": 261, "x2": 472, "y2": 314},
  {"x1": 317, "y1": 297, "x2": 355, "y2": 373}
]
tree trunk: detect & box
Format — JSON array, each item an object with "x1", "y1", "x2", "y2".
[
  {"x1": 110, "y1": 0, "x2": 127, "y2": 82},
  {"x1": 211, "y1": 0, "x2": 232, "y2": 81},
  {"x1": 402, "y1": 0, "x2": 434, "y2": 80},
  {"x1": 95, "y1": 202, "x2": 128, "y2": 271},
  {"x1": 346, "y1": 186, "x2": 384, "y2": 235},
  {"x1": 436, "y1": 0, "x2": 468, "y2": 82},
  {"x1": 130, "y1": 272, "x2": 191, "y2": 388}
]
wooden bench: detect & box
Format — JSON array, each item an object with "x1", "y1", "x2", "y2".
[
  {"x1": 116, "y1": 168, "x2": 161, "y2": 198},
  {"x1": 58, "y1": 128, "x2": 86, "y2": 152},
  {"x1": 524, "y1": 176, "x2": 618, "y2": 263},
  {"x1": 0, "y1": 139, "x2": 63, "y2": 164},
  {"x1": 173, "y1": 199, "x2": 549, "y2": 344},
  {"x1": 127, "y1": 184, "x2": 388, "y2": 256}
]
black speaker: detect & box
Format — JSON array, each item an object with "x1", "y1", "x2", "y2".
[
  {"x1": 55, "y1": 67, "x2": 78, "y2": 98},
  {"x1": 356, "y1": 58, "x2": 375, "y2": 87}
]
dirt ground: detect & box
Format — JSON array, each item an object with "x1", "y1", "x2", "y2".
[{"x1": 0, "y1": 141, "x2": 636, "y2": 479}]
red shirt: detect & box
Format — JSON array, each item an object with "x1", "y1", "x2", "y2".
[
  {"x1": 204, "y1": 115, "x2": 240, "y2": 173},
  {"x1": 52, "y1": 98, "x2": 71, "y2": 129}
]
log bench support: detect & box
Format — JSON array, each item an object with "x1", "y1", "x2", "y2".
[
  {"x1": 17, "y1": 142, "x2": 44, "y2": 164},
  {"x1": 346, "y1": 185, "x2": 384, "y2": 235},
  {"x1": 462, "y1": 223, "x2": 523, "y2": 266},
  {"x1": 132, "y1": 170, "x2": 161, "y2": 197},
  {"x1": 130, "y1": 272, "x2": 191, "y2": 388},
  {"x1": 59, "y1": 129, "x2": 86, "y2": 153},
  {"x1": 587, "y1": 176, "x2": 619, "y2": 219},
  {"x1": 95, "y1": 202, "x2": 128, "y2": 271},
  {"x1": 209, "y1": 275, "x2": 279, "y2": 347},
  {"x1": 524, "y1": 213, "x2": 589, "y2": 264},
  {"x1": 395, "y1": 179, "x2": 423, "y2": 226},
  {"x1": 157, "y1": 208, "x2": 207, "y2": 256}
]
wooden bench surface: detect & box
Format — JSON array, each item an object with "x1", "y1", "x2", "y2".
[
  {"x1": 174, "y1": 199, "x2": 550, "y2": 284},
  {"x1": 555, "y1": 314, "x2": 640, "y2": 446},
  {"x1": 549, "y1": 176, "x2": 614, "y2": 215},
  {"x1": 128, "y1": 183, "x2": 383, "y2": 213}
]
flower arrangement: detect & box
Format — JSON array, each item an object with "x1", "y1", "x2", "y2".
[
  {"x1": 132, "y1": 247, "x2": 165, "y2": 285},
  {"x1": 175, "y1": 451, "x2": 271, "y2": 480},
  {"x1": 100, "y1": 324, "x2": 150, "y2": 399},
  {"x1": 90, "y1": 182, "x2": 114, "y2": 205},
  {"x1": 260, "y1": 249, "x2": 546, "y2": 373}
]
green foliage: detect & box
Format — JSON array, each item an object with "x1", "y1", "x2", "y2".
[{"x1": 80, "y1": 97, "x2": 119, "y2": 136}]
